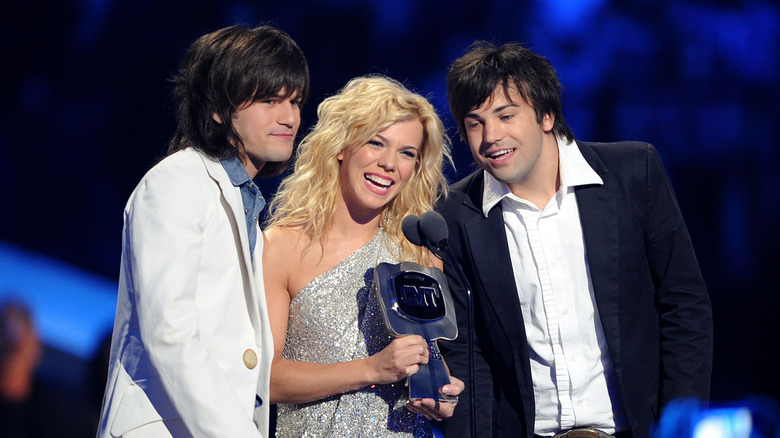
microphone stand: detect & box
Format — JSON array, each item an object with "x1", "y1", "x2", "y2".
[
  {"x1": 438, "y1": 242, "x2": 477, "y2": 438},
  {"x1": 402, "y1": 212, "x2": 476, "y2": 437}
]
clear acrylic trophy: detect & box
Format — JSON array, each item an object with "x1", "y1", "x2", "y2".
[{"x1": 374, "y1": 261, "x2": 458, "y2": 402}]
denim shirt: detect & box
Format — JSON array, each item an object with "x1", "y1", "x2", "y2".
[{"x1": 220, "y1": 157, "x2": 265, "y2": 263}]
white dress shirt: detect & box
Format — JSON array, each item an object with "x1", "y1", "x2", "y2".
[{"x1": 481, "y1": 137, "x2": 629, "y2": 436}]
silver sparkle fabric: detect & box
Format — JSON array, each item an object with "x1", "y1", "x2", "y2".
[{"x1": 276, "y1": 229, "x2": 432, "y2": 437}]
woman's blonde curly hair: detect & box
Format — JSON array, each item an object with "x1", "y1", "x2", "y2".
[{"x1": 266, "y1": 75, "x2": 452, "y2": 265}]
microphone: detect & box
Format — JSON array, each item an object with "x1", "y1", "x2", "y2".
[
  {"x1": 418, "y1": 211, "x2": 449, "y2": 257},
  {"x1": 401, "y1": 214, "x2": 424, "y2": 247},
  {"x1": 402, "y1": 210, "x2": 477, "y2": 438},
  {"x1": 403, "y1": 211, "x2": 448, "y2": 258}
]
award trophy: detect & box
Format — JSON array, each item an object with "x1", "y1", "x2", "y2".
[{"x1": 374, "y1": 261, "x2": 458, "y2": 402}]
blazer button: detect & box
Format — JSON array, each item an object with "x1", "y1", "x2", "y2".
[{"x1": 243, "y1": 349, "x2": 258, "y2": 369}]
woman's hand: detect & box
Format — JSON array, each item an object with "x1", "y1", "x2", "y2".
[
  {"x1": 405, "y1": 376, "x2": 465, "y2": 421},
  {"x1": 366, "y1": 335, "x2": 429, "y2": 384}
]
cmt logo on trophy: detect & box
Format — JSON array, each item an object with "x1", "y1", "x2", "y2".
[
  {"x1": 393, "y1": 272, "x2": 446, "y2": 322},
  {"x1": 374, "y1": 262, "x2": 458, "y2": 402}
]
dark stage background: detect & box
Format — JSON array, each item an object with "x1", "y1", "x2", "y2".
[{"x1": 1, "y1": 0, "x2": 779, "y2": 434}]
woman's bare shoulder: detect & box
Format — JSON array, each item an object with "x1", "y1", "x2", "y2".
[
  {"x1": 263, "y1": 225, "x2": 309, "y2": 263},
  {"x1": 265, "y1": 225, "x2": 303, "y2": 243}
]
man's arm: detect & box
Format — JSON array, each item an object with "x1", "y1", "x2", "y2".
[{"x1": 643, "y1": 144, "x2": 713, "y2": 404}]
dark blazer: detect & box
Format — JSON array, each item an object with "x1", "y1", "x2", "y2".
[{"x1": 438, "y1": 141, "x2": 712, "y2": 438}]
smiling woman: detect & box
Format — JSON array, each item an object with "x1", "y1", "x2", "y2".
[
  {"x1": 337, "y1": 119, "x2": 423, "y2": 219},
  {"x1": 261, "y1": 75, "x2": 462, "y2": 437}
]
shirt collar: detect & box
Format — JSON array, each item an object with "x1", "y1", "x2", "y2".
[
  {"x1": 220, "y1": 156, "x2": 252, "y2": 187},
  {"x1": 481, "y1": 136, "x2": 603, "y2": 217}
]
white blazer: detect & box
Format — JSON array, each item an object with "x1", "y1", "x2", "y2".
[{"x1": 97, "y1": 148, "x2": 274, "y2": 437}]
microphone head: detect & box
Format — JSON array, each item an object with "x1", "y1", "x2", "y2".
[
  {"x1": 401, "y1": 214, "x2": 423, "y2": 247},
  {"x1": 419, "y1": 211, "x2": 449, "y2": 248}
]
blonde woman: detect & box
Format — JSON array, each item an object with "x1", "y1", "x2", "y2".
[{"x1": 263, "y1": 76, "x2": 464, "y2": 437}]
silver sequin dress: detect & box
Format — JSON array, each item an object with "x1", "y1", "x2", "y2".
[{"x1": 276, "y1": 229, "x2": 432, "y2": 437}]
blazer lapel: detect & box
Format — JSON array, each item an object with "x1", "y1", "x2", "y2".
[
  {"x1": 199, "y1": 151, "x2": 263, "y2": 333},
  {"x1": 575, "y1": 142, "x2": 622, "y2": 373},
  {"x1": 461, "y1": 174, "x2": 528, "y2": 355},
  {"x1": 201, "y1": 153, "x2": 254, "y2": 267}
]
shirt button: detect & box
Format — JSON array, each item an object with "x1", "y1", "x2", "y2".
[
  {"x1": 577, "y1": 400, "x2": 584, "y2": 406},
  {"x1": 244, "y1": 208, "x2": 249, "y2": 214},
  {"x1": 561, "y1": 308, "x2": 569, "y2": 315}
]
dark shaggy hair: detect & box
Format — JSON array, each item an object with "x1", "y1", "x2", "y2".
[
  {"x1": 167, "y1": 24, "x2": 310, "y2": 177},
  {"x1": 447, "y1": 41, "x2": 573, "y2": 143}
]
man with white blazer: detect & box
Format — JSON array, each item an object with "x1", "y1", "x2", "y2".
[{"x1": 97, "y1": 25, "x2": 310, "y2": 438}]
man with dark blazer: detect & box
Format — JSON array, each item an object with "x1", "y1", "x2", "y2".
[{"x1": 437, "y1": 41, "x2": 712, "y2": 438}]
